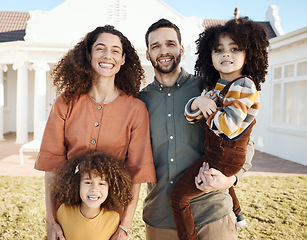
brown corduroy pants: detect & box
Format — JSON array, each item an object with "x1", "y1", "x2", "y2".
[{"x1": 169, "y1": 120, "x2": 255, "y2": 240}]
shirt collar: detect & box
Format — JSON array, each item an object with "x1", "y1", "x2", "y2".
[{"x1": 153, "y1": 68, "x2": 190, "y2": 92}]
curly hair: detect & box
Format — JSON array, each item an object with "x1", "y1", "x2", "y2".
[
  {"x1": 195, "y1": 17, "x2": 269, "y2": 91},
  {"x1": 51, "y1": 25, "x2": 145, "y2": 103},
  {"x1": 51, "y1": 152, "x2": 133, "y2": 211}
]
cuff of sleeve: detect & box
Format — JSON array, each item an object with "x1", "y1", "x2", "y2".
[
  {"x1": 184, "y1": 97, "x2": 203, "y2": 123},
  {"x1": 185, "y1": 97, "x2": 201, "y2": 116},
  {"x1": 34, "y1": 152, "x2": 66, "y2": 172}
]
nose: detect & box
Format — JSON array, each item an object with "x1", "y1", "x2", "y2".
[
  {"x1": 90, "y1": 182, "x2": 99, "y2": 190},
  {"x1": 223, "y1": 52, "x2": 230, "y2": 57},
  {"x1": 103, "y1": 49, "x2": 112, "y2": 59},
  {"x1": 160, "y1": 44, "x2": 169, "y2": 54}
]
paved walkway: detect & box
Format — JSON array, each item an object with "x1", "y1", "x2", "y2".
[{"x1": 0, "y1": 132, "x2": 307, "y2": 177}]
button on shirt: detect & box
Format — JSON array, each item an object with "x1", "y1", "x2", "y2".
[
  {"x1": 139, "y1": 68, "x2": 233, "y2": 229},
  {"x1": 35, "y1": 92, "x2": 156, "y2": 184}
]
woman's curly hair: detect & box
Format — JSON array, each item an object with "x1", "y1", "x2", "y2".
[
  {"x1": 195, "y1": 17, "x2": 269, "y2": 91},
  {"x1": 51, "y1": 25, "x2": 145, "y2": 103},
  {"x1": 52, "y1": 151, "x2": 133, "y2": 211}
]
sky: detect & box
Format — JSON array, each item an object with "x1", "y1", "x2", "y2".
[{"x1": 0, "y1": 0, "x2": 306, "y2": 34}]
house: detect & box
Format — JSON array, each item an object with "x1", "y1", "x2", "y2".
[
  {"x1": 1, "y1": 1, "x2": 305, "y2": 165},
  {"x1": 0, "y1": 0, "x2": 204, "y2": 144},
  {"x1": 254, "y1": 26, "x2": 307, "y2": 166}
]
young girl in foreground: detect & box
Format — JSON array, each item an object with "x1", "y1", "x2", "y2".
[
  {"x1": 169, "y1": 17, "x2": 269, "y2": 240},
  {"x1": 52, "y1": 152, "x2": 133, "y2": 240}
]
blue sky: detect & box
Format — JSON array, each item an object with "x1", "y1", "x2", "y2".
[{"x1": 0, "y1": 0, "x2": 306, "y2": 34}]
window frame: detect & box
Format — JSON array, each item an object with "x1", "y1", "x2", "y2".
[{"x1": 270, "y1": 58, "x2": 307, "y2": 137}]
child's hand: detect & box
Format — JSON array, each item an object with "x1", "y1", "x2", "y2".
[
  {"x1": 191, "y1": 95, "x2": 217, "y2": 118},
  {"x1": 202, "y1": 90, "x2": 217, "y2": 102}
]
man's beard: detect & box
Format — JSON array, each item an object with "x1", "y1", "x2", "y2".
[{"x1": 150, "y1": 54, "x2": 181, "y2": 74}]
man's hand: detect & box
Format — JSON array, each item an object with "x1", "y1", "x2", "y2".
[{"x1": 195, "y1": 162, "x2": 236, "y2": 193}]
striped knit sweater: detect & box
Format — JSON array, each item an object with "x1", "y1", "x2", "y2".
[{"x1": 185, "y1": 77, "x2": 259, "y2": 140}]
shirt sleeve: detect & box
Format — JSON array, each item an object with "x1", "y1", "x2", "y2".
[
  {"x1": 34, "y1": 94, "x2": 68, "y2": 171},
  {"x1": 126, "y1": 101, "x2": 156, "y2": 184},
  {"x1": 207, "y1": 78, "x2": 259, "y2": 139},
  {"x1": 184, "y1": 97, "x2": 204, "y2": 124}
]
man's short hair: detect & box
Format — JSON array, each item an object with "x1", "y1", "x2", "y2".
[{"x1": 145, "y1": 18, "x2": 182, "y2": 47}]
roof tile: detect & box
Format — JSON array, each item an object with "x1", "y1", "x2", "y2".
[{"x1": 0, "y1": 11, "x2": 29, "y2": 42}]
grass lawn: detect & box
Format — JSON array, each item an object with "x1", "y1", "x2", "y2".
[{"x1": 0, "y1": 175, "x2": 306, "y2": 239}]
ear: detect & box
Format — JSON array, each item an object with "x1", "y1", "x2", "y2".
[
  {"x1": 121, "y1": 53, "x2": 126, "y2": 65},
  {"x1": 180, "y1": 45, "x2": 184, "y2": 56},
  {"x1": 146, "y1": 50, "x2": 150, "y2": 61}
]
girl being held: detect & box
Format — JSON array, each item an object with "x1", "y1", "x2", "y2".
[
  {"x1": 52, "y1": 152, "x2": 133, "y2": 240},
  {"x1": 169, "y1": 17, "x2": 269, "y2": 240}
]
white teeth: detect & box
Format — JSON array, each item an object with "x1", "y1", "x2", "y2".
[
  {"x1": 88, "y1": 196, "x2": 99, "y2": 200},
  {"x1": 221, "y1": 61, "x2": 232, "y2": 65},
  {"x1": 160, "y1": 59, "x2": 171, "y2": 63},
  {"x1": 99, "y1": 63, "x2": 113, "y2": 68}
]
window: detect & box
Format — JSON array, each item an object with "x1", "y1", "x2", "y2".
[
  {"x1": 272, "y1": 83, "x2": 281, "y2": 123},
  {"x1": 273, "y1": 67, "x2": 282, "y2": 79},
  {"x1": 271, "y1": 60, "x2": 307, "y2": 130}
]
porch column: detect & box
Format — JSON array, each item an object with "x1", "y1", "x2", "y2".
[
  {"x1": 13, "y1": 62, "x2": 29, "y2": 144},
  {"x1": 0, "y1": 64, "x2": 8, "y2": 141},
  {"x1": 31, "y1": 62, "x2": 50, "y2": 141}
]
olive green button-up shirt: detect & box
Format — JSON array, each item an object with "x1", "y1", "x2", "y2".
[{"x1": 139, "y1": 68, "x2": 243, "y2": 229}]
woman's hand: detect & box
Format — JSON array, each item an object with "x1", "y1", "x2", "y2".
[
  {"x1": 46, "y1": 218, "x2": 65, "y2": 240},
  {"x1": 195, "y1": 162, "x2": 236, "y2": 193},
  {"x1": 45, "y1": 172, "x2": 66, "y2": 240},
  {"x1": 110, "y1": 228, "x2": 130, "y2": 240},
  {"x1": 111, "y1": 183, "x2": 140, "y2": 240}
]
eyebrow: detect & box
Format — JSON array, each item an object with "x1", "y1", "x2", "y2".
[
  {"x1": 150, "y1": 40, "x2": 176, "y2": 47},
  {"x1": 94, "y1": 43, "x2": 122, "y2": 50}
]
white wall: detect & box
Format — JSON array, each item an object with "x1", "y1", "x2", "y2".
[{"x1": 253, "y1": 29, "x2": 307, "y2": 166}]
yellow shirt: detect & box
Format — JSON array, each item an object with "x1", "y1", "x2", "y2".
[{"x1": 56, "y1": 204, "x2": 120, "y2": 240}]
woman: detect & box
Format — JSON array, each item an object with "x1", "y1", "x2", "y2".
[{"x1": 35, "y1": 25, "x2": 156, "y2": 240}]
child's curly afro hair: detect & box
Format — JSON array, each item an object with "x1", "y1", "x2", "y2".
[
  {"x1": 195, "y1": 17, "x2": 269, "y2": 91},
  {"x1": 52, "y1": 151, "x2": 133, "y2": 211}
]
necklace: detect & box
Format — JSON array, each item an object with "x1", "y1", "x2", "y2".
[{"x1": 90, "y1": 90, "x2": 120, "y2": 104}]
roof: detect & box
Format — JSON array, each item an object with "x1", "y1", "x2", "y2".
[
  {"x1": 202, "y1": 19, "x2": 277, "y2": 39},
  {"x1": 0, "y1": 11, "x2": 30, "y2": 42},
  {"x1": 0, "y1": 11, "x2": 278, "y2": 43}
]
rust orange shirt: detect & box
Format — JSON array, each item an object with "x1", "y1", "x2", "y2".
[{"x1": 35, "y1": 92, "x2": 156, "y2": 184}]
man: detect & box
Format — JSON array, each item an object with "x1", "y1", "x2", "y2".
[{"x1": 139, "y1": 19, "x2": 254, "y2": 239}]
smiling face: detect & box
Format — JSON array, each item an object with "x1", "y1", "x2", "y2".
[
  {"x1": 146, "y1": 27, "x2": 183, "y2": 74},
  {"x1": 79, "y1": 173, "x2": 109, "y2": 219},
  {"x1": 211, "y1": 35, "x2": 246, "y2": 81},
  {"x1": 90, "y1": 33, "x2": 125, "y2": 80}
]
